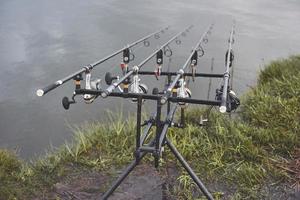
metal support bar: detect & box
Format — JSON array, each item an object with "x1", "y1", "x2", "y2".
[
  {"x1": 101, "y1": 159, "x2": 138, "y2": 200},
  {"x1": 101, "y1": 139, "x2": 155, "y2": 200},
  {"x1": 136, "y1": 96, "x2": 142, "y2": 162},
  {"x1": 165, "y1": 138, "x2": 214, "y2": 200},
  {"x1": 155, "y1": 99, "x2": 162, "y2": 168},
  {"x1": 75, "y1": 89, "x2": 221, "y2": 106},
  {"x1": 181, "y1": 107, "x2": 185, "y2": 127},
  {"x1": 140, "y1": 113, "x2": 156, "y2": 146},
  {"x1": 158, "y1": 105, "x2": 177, "y2": 150},
  {"x1": 139, "y1": 146, "x2": 155, "y2": 153},
  {"x1": 167, "y1": 74, "x2": 172, "y2": 113},
  {"x1": 138, "y1": 71, "x2": 223, "y2": 78}
]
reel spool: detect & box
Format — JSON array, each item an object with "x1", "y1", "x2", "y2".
[
  {"x1": 177, "y1": 78, "x2": 192, "y2": 108},
  {"x1": 215, "y1": 86, "x2": 240, "y2": 112},
  {"x1": 83, "y1": 71, "x2": 101, "y2": 104},
  {"x1": 228, "y1": 90, "x2": 240, "y2": 111},
  {"x1": 130, "y1": 66, "x2": 148, "y2": 102},
  {"x1": 131, "y1": 83, "x2": 148, "y2": 103}
]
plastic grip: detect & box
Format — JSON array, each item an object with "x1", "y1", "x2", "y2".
[{"x1": 36, "y1": 83, "x2": 59, "y2": 97}]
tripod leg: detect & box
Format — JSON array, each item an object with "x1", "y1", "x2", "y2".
[
  {"x1": 136, "y1": 96, "x2": 142, "y2": 162},
  {"x1": 165, "y1": 138, "x2": 214, "y2": 200},
  {"x1": 101, "y1": 159, "x2": 139, "y2": 200},
  {"x1": 101, "y1": 139, "x2": 155, "y2": 200}
]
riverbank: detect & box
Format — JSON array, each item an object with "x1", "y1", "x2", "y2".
[{"x1": 1, "y1": 55, "x2": 299, "y2": 200}]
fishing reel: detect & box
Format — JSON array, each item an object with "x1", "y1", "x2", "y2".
[
  {"x1": 215, "y1": 86, "x2": 240, "y2": 112},
  {"x1": 62, "y1": 74, "x2": 83, "y2": 110},
  {"x1": 83, "y1": 71, "x2": 101, "y2": 104},
  {"x1": 104, "y1": 66, "x2": 148, "y2": 102},
  {"x1": 130, "y1": 66, "x2": 148, "y2": 102},
  {"x1": 176, "y1": 78, "x2": 192, "y2": 108}
]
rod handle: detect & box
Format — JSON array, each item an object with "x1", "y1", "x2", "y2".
[{"x1": 36, "y1": 81, "x2": 61, "y2": 97}]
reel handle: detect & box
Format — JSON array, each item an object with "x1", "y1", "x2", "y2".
[
  {"x1": 62, "y1": 96, "x2": 76, "y2": 110},
  {"x1": 105, "y1": 72, "x2": 118, "y2": 85}
]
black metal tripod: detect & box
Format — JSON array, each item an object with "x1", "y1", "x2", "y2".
[
  {"x1": 99, "y1": 95, "x2": 214, "y2": 200},
  {"x1": 37, "y1": 22, "x2": 238, "y2": 200}
]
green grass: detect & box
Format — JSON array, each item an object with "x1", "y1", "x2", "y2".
[{"x1": 0, "y1": 55, "x2": 299, "y2": 199}]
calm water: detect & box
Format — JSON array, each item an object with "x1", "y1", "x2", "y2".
[{"x1": 1, "y1": 0, "x2": 300, "y2": 158}]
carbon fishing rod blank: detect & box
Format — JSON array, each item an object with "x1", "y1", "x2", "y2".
[
  {"x1": 161, "y1": 24, "x2": 214, "y2": 105},
  {"x1": 101, "y1": 25, "x2": 194, "y2": 98},
  {"x1": 36, "y1": 26, "x2": 169, "y2": 97},
  {"x1": 218, "y1": 23, "x2": 239, "y2": 113}
]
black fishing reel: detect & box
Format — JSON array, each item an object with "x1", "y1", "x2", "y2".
[
  {"x1": 83, "y1": 71, "x2": 101, "y2": 104},
  {"x1": 215, "y1": 86, "x2": 240, "y2": 112},
  {"x1": 61, "y1": 74, "x2": 82, "y2": 110},
  {"x1": 176, "y1": 78, "x2": 192, "y2": 108},
  {"x1": 130, "y1": 66, "x2": 148, "y2": 102}
]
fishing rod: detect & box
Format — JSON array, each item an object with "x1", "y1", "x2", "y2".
[
  {"x1": 36, "y1": 22, "x2": 241, "y2": 199},
  {"x1": 36, "y1": 26, "x2": 169, "y2": 97},
  {"x1": 219, "y1": 24, "x2": 235, "y2": 113},
  {"x1": 216, "y1": 23, "x2": 240, "y2": 113},
  {"x1": 160, "y1": 24, "x2": 214, "y2": 104},
  {"x1": 100, "y1": 25, "x2": 194, "y2": 98}
]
